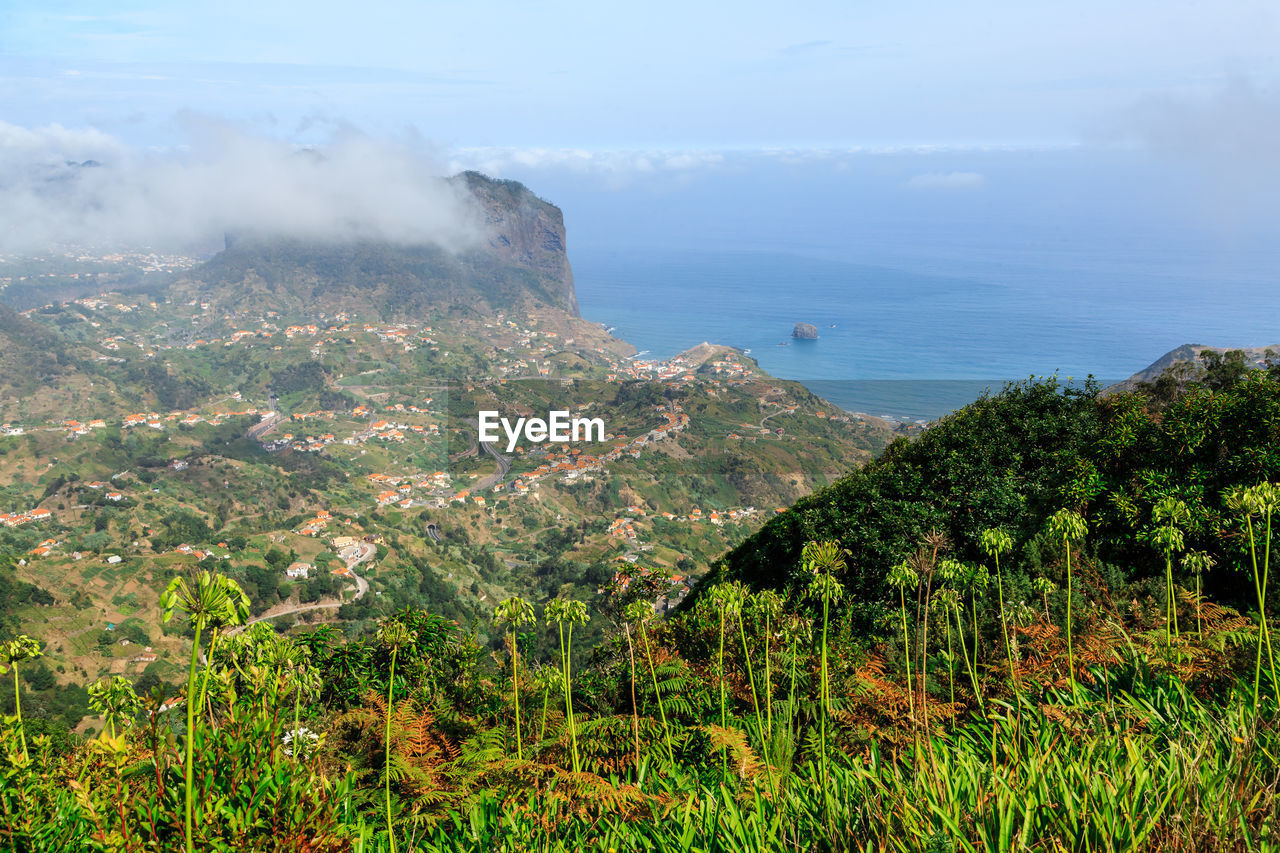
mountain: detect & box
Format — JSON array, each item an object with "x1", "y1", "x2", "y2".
[
  {"x1": 168, "y1": 172, "x2": 579, "y2": 321},
  {"x1": 1, "y1": 172, "x2": 578, "y2": 322},
  {"x1": 454, "y1": 171, "x2": 579, "y2": 316},
  {"x1": 1104, "y1": 343, "x2": 1279, "y2": 394},
  {"x1": 706, "y1": 367, "x2": 1280, "y2": 625}
]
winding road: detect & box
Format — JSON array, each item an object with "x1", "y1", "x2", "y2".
[
  {"x1": 453, "y1": 417, "x2": 512, "y2": 492},
  {"x1": 224, "y1": 542, "x2": 374, "y2": 637},
  {"x1": 472, "y1": 435, "x2": 512, "y2": 491}
]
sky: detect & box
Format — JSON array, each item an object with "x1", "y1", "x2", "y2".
[
  {"x1": 2, "y1": 0, "x2": 1277, "y2": 149},
  {"x1": 0, "y1": 1, "x2": 1277, "y2": 252}
]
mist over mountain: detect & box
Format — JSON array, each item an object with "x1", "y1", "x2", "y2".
[
  {"x1": 0, "y1": 119, "x2": 484, "y2": 253},
  {"x1": 158, "y1": 172, "x2": 579, "y2": 320},
  {"x1": 0, "y1": 136, "x2": 580, "y2": 320}
]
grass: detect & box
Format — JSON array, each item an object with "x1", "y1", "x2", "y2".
[
  {"x1": 4, "y1": 565, "x2": 1280, "y2": 852},
  {"x1": 363, "y1": 677, "x2": 1280, "y2": 852}
]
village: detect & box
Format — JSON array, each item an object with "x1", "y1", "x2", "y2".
[{"x1": 0, "y1": 291, "x2": 885, "y2": 670}]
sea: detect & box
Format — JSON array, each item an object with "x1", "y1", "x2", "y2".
[
  {"x1": 571, "y1": 243, "x2": 1280, "y2": 423},
  {"x1": 510, "y1": 150, "x2": 1279, "y2": 424}
]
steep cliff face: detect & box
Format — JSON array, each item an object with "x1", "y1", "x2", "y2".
[
  {"x1": 454, "y1": 171, "x2": 579, "y2": 316},
  {"x1": 164, "y1": 172, "x2": 580, "y2": 321}
]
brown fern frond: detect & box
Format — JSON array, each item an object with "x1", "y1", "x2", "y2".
[{"x1": 703, "y1": 724, "x2": 770, "y2": 781}]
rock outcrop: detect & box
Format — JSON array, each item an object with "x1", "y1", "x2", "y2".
[
  {"x1": 792, "y1": 322, "x2": 819, "y2": 340},
  {"x1": 1103, "y1": 343, "x2": 1279, "y2": 395},
  {"x1": 166, "y1": 173, "x2": 581, "y2": 321},
  {"x1": 455, "y1": 172, "x2": 578, "y2": 316}
]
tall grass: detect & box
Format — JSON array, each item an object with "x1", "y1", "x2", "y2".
[
  {"x1": 376, "y1": 619, "x2": 416, "y2": 853},
  {"x1": 888, "y1": 562, "x2": 919, "y2": 719},
  {"x1": 160, "y1": 571, "x2": 249, "y2": 853},
  {"x1": 1151, "y1": 496, "x2": 1190, "y2": 643},
  {"x1": 5, "y1": 524, "x2": 1280, "y2": 853},
  {"x1": 1228, "y1": 484, "x2": 1280, "y2": 709},
  {"x1": 546, "y1": 597, "x2": 589, "y2": 773},
  {"x1": 494, "y1": 596, "x2": 536, "y2": 760},
  {"x1": 1046, "y1": 509, "x2": 1087, "y2": 701},
  {"x1": 980, "y1": 527, "x2": 1017, "y2": 691},
  {"x1": 395, "y1": 674, "x2": 1280, "y2": 852}
]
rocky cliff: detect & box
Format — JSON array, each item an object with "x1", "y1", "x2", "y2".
[
  {"x1": 454, "y1": 172, "x2": 579, "y2": 316},
  {"x1": 166, "y1": 172, "x2": 580, "y2": 321}
]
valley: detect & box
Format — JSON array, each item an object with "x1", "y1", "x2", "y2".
[{"x1": 0, "y1": 202, "x2": 896, "y2": 729}]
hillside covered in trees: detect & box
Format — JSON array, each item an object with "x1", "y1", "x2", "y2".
[
  {"x1": 713, "y1": 356, "x2": 1280, "y2": 627},
  {"x1": 3, "y1": 358, "x2": 1279, "y2": 851}
]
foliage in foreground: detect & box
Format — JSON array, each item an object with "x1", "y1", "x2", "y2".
[
  {"x1": 3, "y1": 371, "x2": 1280, "y2": 850},
  {"x1": 3, "y1": 557, "x2": 1278, "y2": 852}
]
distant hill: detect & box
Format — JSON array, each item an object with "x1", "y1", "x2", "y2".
[
  {"x1": 168, "y1": 172, "x2": 579, "y2": 322},
  {"x1": 0, "y1": 303, "x2": 80, "y2": 395},
  {"x1": 2, "y1": 172, "x2": 579, "y2": 322},
  {"x1": 1104, "y1": 343, "x2": 1279, "y2": 395},
  {"x1": 674, "y1": 342, "x2": 751, "y2": 368}
]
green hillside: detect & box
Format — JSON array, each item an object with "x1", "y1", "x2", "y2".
[
  {"x1": 712, "y1": 361, "x2": 1280, "y2": 626},
  {"x1": 0, "y1": 277, "x2": 893, "y2": 735},
  {"x1": 2, "y1": 357, "x2": 1278, "y2": 851},
  {"x1": 172, "y1": 237, "x2": 566, "y2": 321},
  {"x1": 4, "y1": 228, "x2": 1278, "y2": 852}
]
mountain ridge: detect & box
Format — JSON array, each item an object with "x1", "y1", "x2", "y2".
[
  {"x1": 1, "y1": 172, "x2": 578, "y2": 321},
  {"x1": 1104, "y1": 342, "x2": 1279, "y2": 394}
]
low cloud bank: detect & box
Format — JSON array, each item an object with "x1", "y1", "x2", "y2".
[
  {"x1": 905, "y1": 171, "x2": 985, "y2": 191},
  {"x1": 1101, "y1": 78, "x2": 1280, "y2": 231},
  {"x1": 0, "y1": 117, "x2": 484, "y2": 253}
]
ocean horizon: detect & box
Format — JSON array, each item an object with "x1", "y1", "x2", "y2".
[{"x1": 571, "y1": 242, "x2": 1276, "y2": 422}]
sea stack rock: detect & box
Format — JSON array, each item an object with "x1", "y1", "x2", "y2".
[{"x1": 792, "y1": 322, "x2": 819, "y2": 340}]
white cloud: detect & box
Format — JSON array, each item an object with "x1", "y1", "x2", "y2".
[
  {"x1": 1107, "y1": 78, "x2": 1280, "y2": 166},
  {"x1": 451, "y1": 145, "x2": 1057, "y2": 188},
  {"x1": 904, "y1": 171, "x2": 986, "y2": 190},
  {"x1": 447, "y1": 147, "x2": 730, "y2": 190},
  {"x1": 1100, "y1": 78, "x2": 1280, "y2": 228},
  {"x1": 0, "y1": 117, "x2": 484, "y2": 253},
  {"x1": 449, "y1": 146, "x2": 725, "y2": 178}
]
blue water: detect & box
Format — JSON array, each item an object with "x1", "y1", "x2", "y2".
[{"x1": 571, "y1": 244, "x2": 1280, "y2": 422}]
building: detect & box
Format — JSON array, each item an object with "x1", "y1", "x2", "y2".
[{"x1": 285, "y1": 562, "x2": 313, "y2": 579}]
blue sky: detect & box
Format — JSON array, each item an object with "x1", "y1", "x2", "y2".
[
  {"x1": 0, "y1": 1, "x2": 1277, "y2": 255},
  {"x1": 2, "y1": 0, "x2": 1277, "y2": 150}
]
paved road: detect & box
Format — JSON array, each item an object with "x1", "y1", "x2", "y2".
[
  {"x1": 247, "y1": 412, "x2": 285, "y2": 442},
  {"x1": 472, "y1": 436, "x2": 511, "y2": 491},
  {"x1": 224, "y1": 542, "x2": 373, "y2": 637},
  {"x1": 453, "y1": 417, "x2": 511, "y2": 493}
]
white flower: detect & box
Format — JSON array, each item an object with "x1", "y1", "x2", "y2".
[{"x1": 282, "y1": 727, "x2": 320, "y2": 757}]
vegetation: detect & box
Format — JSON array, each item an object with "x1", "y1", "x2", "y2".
[{"x1": 2, "y1": 367, "x2": 1280, "y2": 850}]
